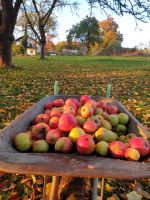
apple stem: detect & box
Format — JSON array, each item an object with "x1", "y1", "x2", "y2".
[
  {"x1": 42, "y1": 176, "x2": 47, "y2": 200},
  {"x1": 49, "y1": 176, "x2": 59, "y2": 200},
  {"x1": 100, "y1": 178, "x2": 105, "y2": 200}
]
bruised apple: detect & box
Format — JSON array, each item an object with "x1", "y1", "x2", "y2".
[
  {"x1": 46, "y1": 129, "x2": 64, "y2": 144},
  {"x1": 31, "y1": 123, "x2": 50, "y2": 140},
  {"x1": 77, "y1": 134, "x2": 95, "y2": 155},
  {"x1": 109, "y1": 141, "x2": 126, "y2": 159},
  {"x1": 55, "y1": 137, "x2": 73, "y2": 153}
]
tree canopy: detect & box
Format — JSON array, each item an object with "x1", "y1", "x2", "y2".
[{"x1": 67, "y1": 16, "x2": 101, "y2": 54}]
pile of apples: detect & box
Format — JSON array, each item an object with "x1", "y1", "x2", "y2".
[{"x1": 14, "y1": 95, "x2": 150, "y2": 161}]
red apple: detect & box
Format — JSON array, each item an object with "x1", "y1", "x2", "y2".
[
  {"x1": 44, "y1": 102, "x2": 53, "y2": 110},
  {"x1": 63, "y1": 105, "x2": 76, "y2": 116},
  {"x1": 85, "y1": 99, "x2": 97, "y2": 110},
  {"x1": 65, "y1": 98, "x2": 79, "y2": 107},
  {"x1": 64, "y1": 101, "x2": 77, "y2": 111},
  {"x1": 80, "y1": 95, "x2": 90, "y2": 105},
  {"x1": 44, "y1": 109, "x2": 51, "y2": 117},
  {"x1": 55, "y1": 137, "x2": 73, "y2": 153},
  {"x1": 33, "y1": 114, "x2": 49, "y2": 125},
  {"x1": 96, "y1": 100, "x2": 107, "y2": 111},
  {"x1": 46, "y1": 129, "x2": 64, "y2": 144},
  {"x1": 107, "y1": 105, "x2": 119, "y2": 114},
  {"x1": 129, "y1": 137, "x2": 150, "y2": 157},
  {"x1": 31, "y1": 123, "x2": 50, "y2": 140},
  {"x1": 81, "y1": 104, "x2": 93, "y2": 118},
  {"x1": 58, "y1": 113, "x2": 77, "y2": 132},
  {"x1": 77, "y1": 134, "x2": 95, "y2": 155},
  {"x1": 52, "y1": 99, "x2": 64, "y2": 107},
  {"x1": 49, "y1": 116, "x2": 59, "y2": 129},
  {"x1": 109, "y1": 141, "x2": 126, "y2": 159},
  {"x1": 83, "y1": 120, "x2": 97, "y2": 134},
  {"x1": 50, "y1": 107, "x2": 62, "y2": 118}
]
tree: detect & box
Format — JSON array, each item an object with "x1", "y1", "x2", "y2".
[
  {"x1": 22, "y1": 0, "x2": 58, "y2": 59},
  {"x1": 0, "y1": 0, "x2": 22, "y2": 67},
  {"x1": 67, "y1": 16, "x2": 101, "y2": 54},
  {"x1": 99, "y1": 17, "x2": 123, "y2": 48},
  {"x1": 1, "y1": 0, "x2": 150, "y2": 67}
]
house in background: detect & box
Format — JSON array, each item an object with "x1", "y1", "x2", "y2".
[{"x1": 15, "y1": 36, "x2": 41, "y2": 55}]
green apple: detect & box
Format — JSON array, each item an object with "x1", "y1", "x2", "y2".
[
  {"x1": 14, "y1": 132, "x2": 32, "y2": 152},
  {"x1": 95, "y1": 127, "x2": 118, "y2": 143},
  {"x1": 96, "y1": 141, "x2": 109, "y2": 156},
  {"x1": 33, "y1": 140, "x2": 49, "y2": 153},
  {"x1": 101, "y1": 119, "x2": 112, "y2": 130},
  {"x1": 115, "y1": 124, "x2": 127, "y2": 136},
  {"x1": 108, "y1": 114, "x2": 119, "y2": 126},
  {"x1": 118, "y1": 113, "x2": 129, "y2": 125}
]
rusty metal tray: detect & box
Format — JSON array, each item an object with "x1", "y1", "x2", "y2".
[{"x1": 0, "y1": 95, "x2": 150, "y2": 180}]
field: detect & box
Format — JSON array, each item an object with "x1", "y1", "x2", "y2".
[{"x1": 0, "y1": 56, "x2": 150, "y2": 199}]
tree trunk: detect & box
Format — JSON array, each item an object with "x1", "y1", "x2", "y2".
[
  {"x1": 0, "y1": 34, "x2": 13, "y2": 68},
  {"x1": 40, "y1": 42, "x2": 46, "y2": 59}
]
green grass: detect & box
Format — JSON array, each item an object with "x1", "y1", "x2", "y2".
[{"x1": 0, "y1": 55, "x2": 150, "y2": 129}]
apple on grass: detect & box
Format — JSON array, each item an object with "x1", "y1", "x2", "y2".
[
  {"x1": 77, "y1": 134, "x2": 95, "y2": 155},
  {"x1": 109, "y1": 141, "x2": 126, "y2": 159},
  {"x1": 55, "y1": 137, "x2": 73, "y2": 153},
  {"x1": 129, "y1": 137, "x2": 150, "y2": 157}
]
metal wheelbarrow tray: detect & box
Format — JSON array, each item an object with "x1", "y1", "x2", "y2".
[{"x1": 0, "y1": 95, "x2": 150, "y2": 180}]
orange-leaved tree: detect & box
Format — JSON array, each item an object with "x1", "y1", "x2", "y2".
[{"x1": 99, "y1": 17, "x2": 123, "y2": 48}]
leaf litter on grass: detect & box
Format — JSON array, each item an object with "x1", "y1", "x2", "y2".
[{"x1": 0, "y1": 56, "x2": 150, "y2": 199}]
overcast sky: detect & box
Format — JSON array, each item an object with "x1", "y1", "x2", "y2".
[{"x1": 53, "y1": 1, "x2": 150, "y2": 49}]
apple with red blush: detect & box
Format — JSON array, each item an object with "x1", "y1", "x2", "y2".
[
  {"x1": 77, "y1": 134, "x2": 95, "y2": 155},
  {"x1": 58, "y1": 113, "x2": 77, "y2": 132},
  {"x1": 109, "y1": 141, "x2": 126, "y2": 159},
  {"x1": 129, "y1": 137, "x2": 150, "y2": 157}
]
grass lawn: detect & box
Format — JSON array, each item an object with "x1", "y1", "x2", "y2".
[{"x1": 0, "y1": 55, "x2": 150, "y2": 199}]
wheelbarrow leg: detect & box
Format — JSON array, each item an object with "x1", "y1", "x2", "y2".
[
  {"x1": 43, "y1": 176, "x2": 47, "y2": 200},
  {"x1": 100, "y1": 178, "x2": 105, "y2": 200},
  {"x1": 91, "y1": 178, "x2": 99, "y2": 200},
  {"x1": 49, "y1": 176, "x2": 59, "y2": 200}
]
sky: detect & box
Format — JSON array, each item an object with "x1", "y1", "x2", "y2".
[{"x1": 53, "y1": 1, "x2": 150, "y2": 49}]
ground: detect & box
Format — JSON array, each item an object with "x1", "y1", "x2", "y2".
[{"x1": 0, "y1": 56, "x2": 150, "y2": 199}]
